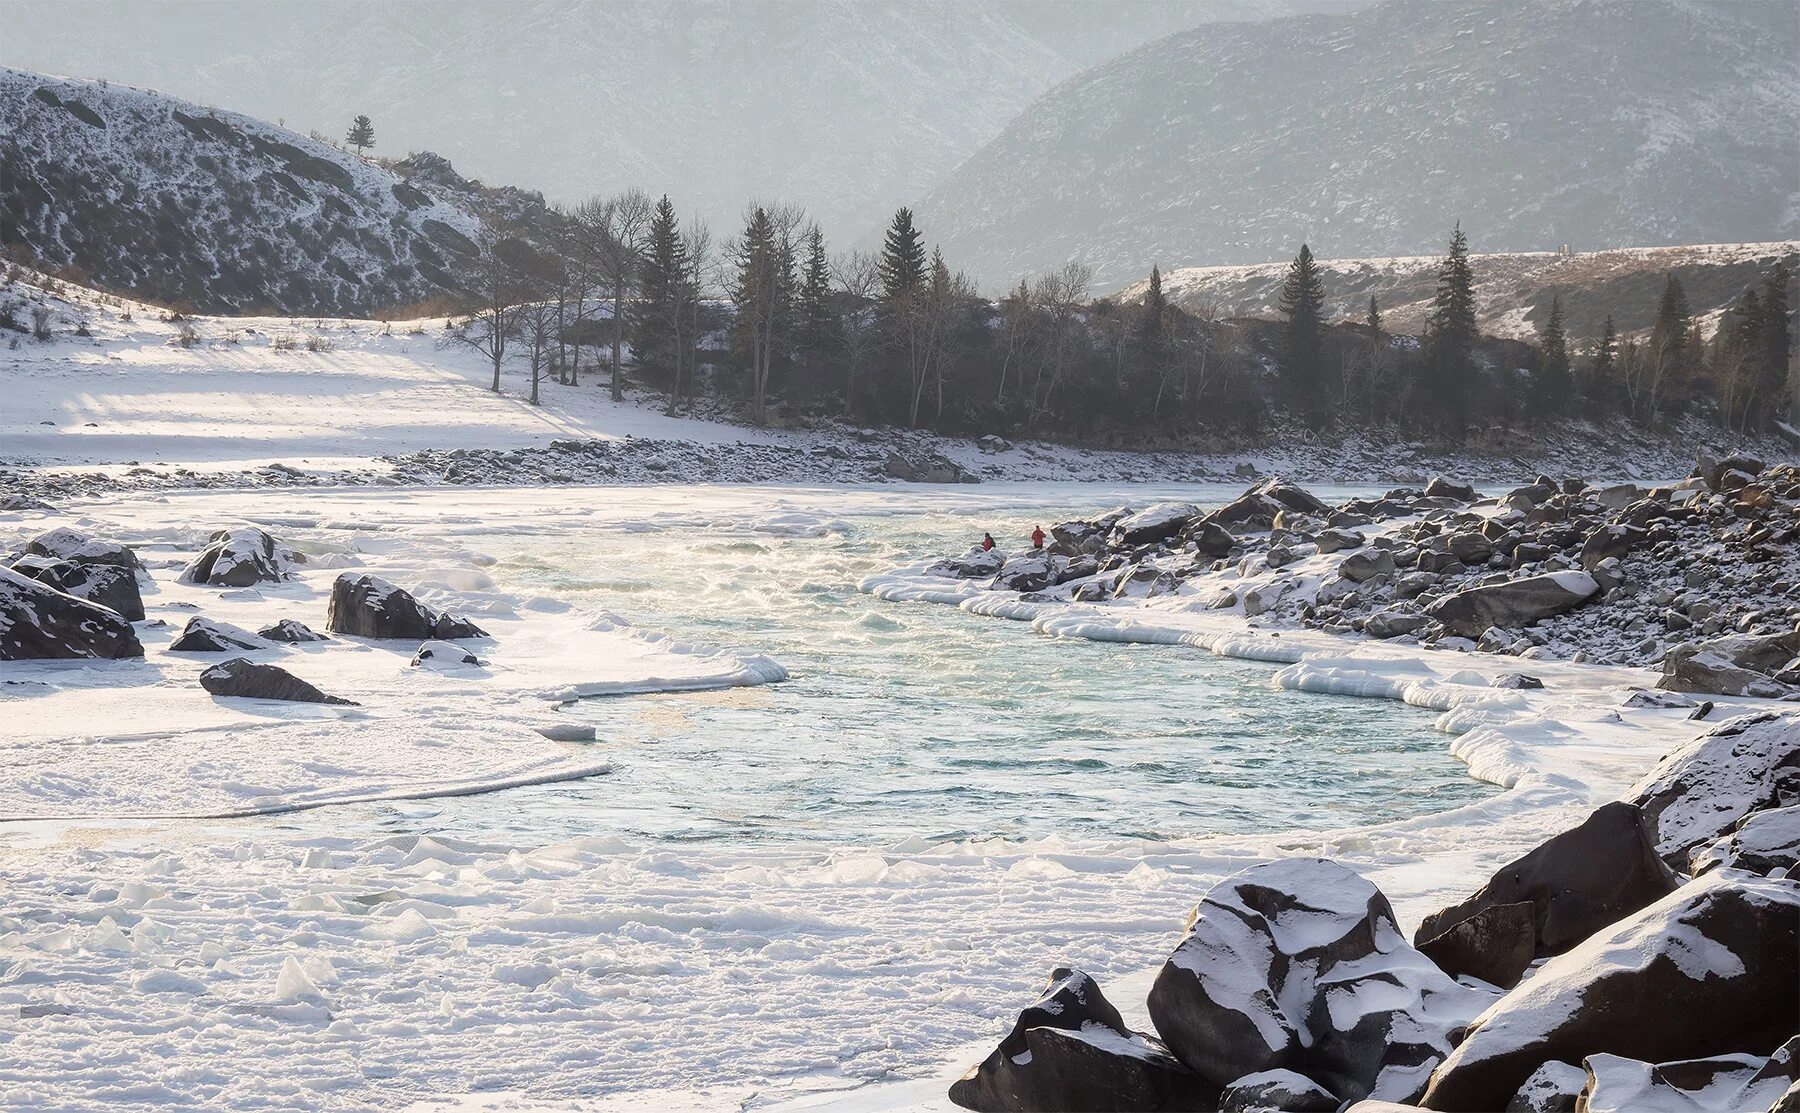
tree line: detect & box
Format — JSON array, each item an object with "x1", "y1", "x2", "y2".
[{"x1": 440, "y1": 197, "x2": 1794, "y2": 443}]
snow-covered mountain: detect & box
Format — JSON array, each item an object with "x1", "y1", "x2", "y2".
[
  {"x1": 918, "y1": 0, "x2": 1800, "y2": 291},
  {"x1": 0, "y1": 0, "x2": 1354, "y2": 243},
  {"x1": 1120, "y1": 241, "x2": 1800, "y2": 342},
  {"x1": 0, "y1": 68, "x2": 551, "y2": 316}
]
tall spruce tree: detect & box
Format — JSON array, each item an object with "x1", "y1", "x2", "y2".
[
  {"x1": 795, "y1": 225, "x2": 834, "y2": 371},
  {"x1": 1584, "y1": 315, "x2": 1617, "y2": 415},
  {"x1": 1533, "y1": 294, "x2": 1571, "y2": 417},
  {"x1": 1277, "y1": 243, "x2": 1326, "y2": 422},
  {"x1": 877, "y1": 207, "x2": 926, "y2": 302},
  {"x1": 1140, "y1": 264, "x2": 1167, "y2": 342},
  {"x1": 1422, "y1": 224, "x2": 1478, "y2": 429},
  {"x1": 1366, "y1": 294, "x2": 1381, "y2": 336},
  {"x1": 636, "y1": 195, "x2": 689, "y2": 384},
  {"x1": 345, "y1": 114, "x2": 374, "y2": 155}
]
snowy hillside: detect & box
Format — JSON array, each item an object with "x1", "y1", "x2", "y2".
[
  {"x1": 0, "y1": 68, "x2": 547, "y2": 316},
  {"x1": 918, "y1": 0, "x2": 1800, "y2": 291},
  {"x1": 0, "y1": 0, "x2": 1352, "y2": 242},
  {"x1": 1120, "y1": 241, "x2": 1800, "y2": 342}
]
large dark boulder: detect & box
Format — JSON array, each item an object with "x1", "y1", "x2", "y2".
[
  {"x1": 1656, "y1": 632, "x2": 1800, "y2": 698},
  {"x1": 199, "y1": 658, "x2": 356, "y2": 705},
  {"x1": 0, "y1": 567, "x2": 144, "y2": 660},
  {"x1": 1424, "y1": 478, "x2": 1477, "y2": 502},
  {"x1": 1577, "y1": 525, "x2": 1642, "y2": 571},
  {"x1": 1147, "y1": 859, "x2": 1482, "y2": 1105},
  {"x1": 948, "y1": 967, "x2": 1214, "y2": 1112},
  {"x1": 179, "y1": 526, "x2": 302, "y2": 587},
  {"x1": 22, "y1": 526, "x2": 143, "y2": 572},
  {"x1": 325, "y1": 573, "x2": 487, "y2": 640},
  {"x1": 11, "y1": 558, "x2": 144, "y2": 621},
  {"x1": 168, "y1": 616, "x2": 265, "y2": 652},
  {"x1": 1625, "y1": 712, "x2": 1800, "y2": 867},
  {"x1": 1339, "y1": 549, "x2": 1397, "y2": 583},
  {"x1": 1184, "y1": 519, "x2": 1238, "y2": 560},
  {"x1": 1423, "y1": 571, "x2": 1599, "y2": 638},
  {"x1": 992, "y1": 555, "x2": 1057, "y2": 593},
  {"x1": 1419, "y1": 871, "x2": 1800, "y2": 1111},
  {"x1": 1415, "y1": 802, "x2": 1677, "y2": 987}
]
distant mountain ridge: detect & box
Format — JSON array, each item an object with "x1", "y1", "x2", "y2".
[
  {"x1": 1119, "y1": 241, "x2": 1800, "y2": 343},
  {"x1": 0, "y1": 68, "x2": 543, "y2": 315},
  {"x1": 918, "y1": 0, "x2": 1800, "y2": 291}
]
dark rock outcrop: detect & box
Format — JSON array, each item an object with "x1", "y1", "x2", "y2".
[
  {"x1": 0, "y1": 567, "x2": 144, "y2": 659},
  {"x1": 258, "y1": 618, "x2": 329, "y2": 643},
  {"x1": 1657, "y1": 632, "x2": 1800, "y2": 698},
  {"x1": 1423, "y1": 572, "x2": 1599, "y2": 638},
  {"x1": 23, "y1": 526, "x2": 143, "y2": 572},
  {"x1": 325, "y1": 573, "x2": 487, "y2": 640},
  {"x1": 1419, "y1": 871, "x2": 1800, "y2": 1111},
  {"x1": 168, "y1": 615, "x2": 266, "y2": 652},
  {"x1": 11, "y1": 558, "x2": 144, "y2": 621},
  {"x1": 179, "y1": 526, "x2": 302, "y2": 587},
  {"x1": 1219, "y1": 1069, "x2": 1338, "y2": 1112},
  {"x1": 1626, "y1": 712, "x2": 1800, "y2": 867},
  {"x1": 1415, "y1": 802, "x2": 1678, "y2": 986},
  {"x1": 948, "y1": 968, "x2": 1214, "y2": 1112},
  {"x1": 199, "y1": 658, "x2": 356, "y2": 705}
]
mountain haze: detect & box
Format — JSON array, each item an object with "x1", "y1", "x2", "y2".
[{"x1": 917, "y1": 0, "x2": 1800, "y2": 291}]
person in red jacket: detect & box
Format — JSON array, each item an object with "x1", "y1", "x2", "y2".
[
  {"x1": 1031, "y1": 526, "x2": 1046, "y2": 549},
  {"x1": 981, "y1": 532, "x2": 995, "y2": 552}
]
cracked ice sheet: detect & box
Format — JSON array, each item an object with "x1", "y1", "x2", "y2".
[{"x1": 0, "y1": 494, "x2": 784, "y2": 820}]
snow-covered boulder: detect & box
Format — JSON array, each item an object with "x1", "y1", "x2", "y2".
[
  {"x1": 1656, "y1": 632, "x2": 1800, "y2": 698},
  {"x1": 0, "y1": 566, "x2": 144, "y2": 659},
  {"x1": 1111, "y1": 502, "x2": 1200, "y2": 546},
  {"x1": 1219, "y1": 1069, "x2": 1339, "y2": 1112},
  {"x1": 1419, "y1": 870, "x2": 1800, "y2": 1112},
  {"x1": 1339, "y1": 549, "x2": 1397, "y2": 583},
  {"x1": 10, "y1": 558, "x2": 144, "y2": 621},
  {"x1": 1415, "y1": 802, "x2": 1677, "y2": 988},
  {"x1": 1689, "y1": 805, "x2": 1800, "y2": 877},
  {"x1": 1185, "y1": 519, "x2": 1238, "y2": 559},
  {"x1": 927, "y1": 547, "x2": 1005, "y2": 580},
  {"x1": 1578, "y1": 1043, "x2": 1797, "y2": 1113},
  {"x1": 23, "y1": 526, "x2": 143, "y2": 572},
  {"x1": 257, "y1": 618, "x2": 328, "y2": 643},
  {"x1": 948, "y1": 967, "x2": 1212, "y2": 1112},
  {"x1": 1626, "y1": 712, "x2": 1800, "y2": 867},
  {"x1": 412, "y1": 640, "x2": 481, "y2": 667},
  {"x1": 199, "y1": 658, "x2": 356, "y2": 705},
  {"x1": 1316, "y1": 528, "x2": 1366, "y2": 554},
  {"x1": 1364, "y1": 610, "x2": 1429, "y2": 640},
  {"x1": 991, "y1": 555, "x2": 1056, "y2": 593},
  {"x1": 168, "y1": 616, "x2": 265, "y2": 652},
  {"x1": 179, "y1": 526, "x2": 302, "y2": 587},
  {"x1": 1505, "y1": 1060, "x2": 1588, "y2": 1112},
  {"x1": 1147, "y1": 859, "x2": 1484, "y2": 1105},
  {"x1": 1423, "y1": 571, "x2": 1599, "y2": 638},
  {"x1": 325, "y1": 573, "x2": 487, "y2": 640}
]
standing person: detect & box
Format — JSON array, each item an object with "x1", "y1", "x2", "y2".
[
  {"x1": 1030, "y1": 525, "x2": 1046, "y2": 549},
  {"x1": 981, "y1": 532, "x2": 996, "y2": 552}
]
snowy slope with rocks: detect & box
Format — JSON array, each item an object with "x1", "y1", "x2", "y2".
[
  {"x1": 0, "y1": 68, "x2": 548, "y2": 315},
  {"x1": 919, "y1": 0, "x2": 1800, "y2": 291},
  {"x1": 1121, "y1": 241, "x2": 1800, "y2": 343}
]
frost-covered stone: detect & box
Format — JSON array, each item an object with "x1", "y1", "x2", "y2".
[
  {"x1": 1656, "y1": 632, "x2": 1800, "y2": 698},
  {"x1": 169, "y1": 615, "x2": 265, "y2": 652},
  {"x1": 258, "y1": 618, "x2": 328, "y2": 643},
  {"x1": 991, "y1": 555, "x2": 1056, "y2": 593},
  {"x1": 1316, "y1": 528, "x2": 1366, "y2": 553},
  {"x1": 1424, "y1": 477, "x2": 1477, "y2": 502},
  {"x1": 1420, "y1": 870, "x2": 1800, "y2": 1112},
  {"x1": 1147, "y1": 858, "x2": 1483, "y2": 1105},
  {"x1": 199, "y1": 657, "x2": 356, "y2": 705},
  {"x1": 1689, "y1": 804, "x2": 1800, "y2": 877},
  {"x1": 1626, "y1": 712, "x2": 1800, "y2": 867},
  {"x1": 1504, "y1": 1060, "x2": 1587, "y2": 1112},
  {"x1": 928, "y1": 547, "x2": 1005, "y2": 579},
  {"x1": 23, "y1": 526, "x2": 143, "y2": 572},
  {"x1": 179, "y1": 526, "x2": 302, "y2": 587},
  {"x1": 1364, "y1": 609, "x2": 1429, "y2": 639},
  {"x1": 326, "y1": 573, "x2": 487, "y2": 640},
  {"x1": 948, "y1": 967, "x2": 1213, "y2": 1112},
  {"x1": 11, "y1": 558, "x2": 144, "y2": 621},
  {"x1": 1340, "y1": 549, "x2": 1396, "y2": 583},
  {"x1": 1111, "y1": 502, "x2": 1201, "y2": 546},
  {"x1": 1416, "y1": 802, "x2": 1676, "y2": 986},
  {"x1": 1423, "y1": 571, "x2": 1599, "y2": 638},
  {"x1": 413, "y1": 640, "x2": 481, "y2": 667},
  {"x1": 1578, "y1": 1043, "x2": 1798, "y2": 1113},
  {"x1": 0, "y1": 566, "x2": 144, "y2": 660},
  {"x1": 1219, "y1": 1068, "x2": 1338, "y2": 1112},
  {"x1": 1185, "y1": 518, "x2": 1239, "y2": 559}
]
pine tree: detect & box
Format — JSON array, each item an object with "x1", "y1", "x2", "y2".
[
  {"x1": 794, "y1": 225, "x2": 834, "y2": 370},
  {"x1": 1532, "y1": 294, "x2": 1570, "y2": 417},
  {"x1": 1583, "y1": 315, "x2": 1617, "y2": 416},
  {"x1": 1366, "y1": 294, "x2": 1381, "y2": 337},
  {"x1": 1717, "y1": 288, "x2": 1764, "y2": 429},
  {"x1": 877, "y1": 207, "x2": 926, "y2": 302},
  {"x1": 1643, "y1": 273, "x2": 1691, "y2": 422},
  {"x1": 1422, "y1": 224, "x2": 1478, "y2": 429},
  {"x1": 730, "y1": 206, "x2": 793, "y2": 424},
  {"x1": 635, "y1": 195, "x2": 689, "y2": 382},
  {"x1": 1278, "y1": 243, "x2": 1326, "y2": 423},
  {"x1": 345, "y1": 114, "x2": 374, "y2": 155},
  {"x1": 1140, "y1": 264, "x2": 1167, "y2": 342}
]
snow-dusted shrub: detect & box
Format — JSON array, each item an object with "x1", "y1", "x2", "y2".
[
  {"x1": 30, "y1": 306, "x2": 52, "y2": 340},
  {"x1": 304, "y1": 334, "x2": 334, "y2": 352},
  {"x1": 271, "y1": 333, "x2": 296, "y2": 351},
  {"x1": 172, "y1": 323, "x2": 198, "y2": 347}
]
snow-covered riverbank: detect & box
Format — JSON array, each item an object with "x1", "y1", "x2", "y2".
[{"x1": 4, "y1": 482, "x2": 1779, "y2": 1111}]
